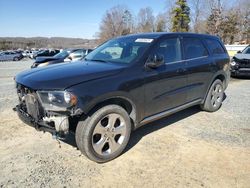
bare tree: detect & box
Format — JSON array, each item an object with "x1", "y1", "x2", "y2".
[
  {"x1": 155, "y1": 13, "x2": 167, "y2": 32},
  {"x1": 235, "y1": 0, "x2": 250, "y2": 43},
  {"x1": 98, "y1": 6, "x2": 134, "y2": 43},
  {"x1": 164, "y1": 0, "x2": 176, "y2": 31},
  {"x1": 220, "y1": 10, "x2": 239, "y2": 44},
  {"x1": 96, "y1": 1, "x2": 248, "y2": 44},
  {"x1": 204, "y1": 0, "x2": 248, "y2": 44},
  {"x1": 188, "y1": 0, "x2": 207, "y2": 33},
  {"x1": 136, "y1": 7, "x2": 155, "y2": 33},
  {"x1": 206, "y1": 0, "x2": 223, "y2": 36}
]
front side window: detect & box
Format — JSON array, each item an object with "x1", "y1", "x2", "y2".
[
  {"x1": 85, "y1": 37, "x2": 153, "y2": 64},
  {"x1": 183, "y1": 38, "x2": 208, "y2": 59},
  {"x1": 152, "y1": 38, "x2": 181, "y2": 63}
]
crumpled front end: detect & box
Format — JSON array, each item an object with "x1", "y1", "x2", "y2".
[
  {"x1": 230, "y1": 58, "x2": 250, "y2": 76},
  {"x1": 14, "y1": 83, "x2": 81, "y2": 137}
]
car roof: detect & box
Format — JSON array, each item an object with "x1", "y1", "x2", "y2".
[{"x1": 119, "y1": 32, "x2": 220, "y2": 40}]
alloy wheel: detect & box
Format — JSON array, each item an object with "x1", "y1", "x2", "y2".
[
  {"x1": 92, "y1": 113, "x2": 127, "y2": 156},
  {"x1": 211, "y1": 84, "x2": 223, "y2": 108}
]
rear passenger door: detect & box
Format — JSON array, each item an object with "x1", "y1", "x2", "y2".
[
  {"x1": 182, "y1": 37, "x2": 211, "y2": 102},
  {"x1": 144, "y1": 36, "x2": 188, "y2": 117}
]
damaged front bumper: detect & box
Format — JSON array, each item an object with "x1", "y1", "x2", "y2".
[
  {"x1": 231, "y1": 68, "x2": 250, "y2": 76},
  {"x1": 14, "y1": 104, "x2": 57, "y2": 134},
  {"x1": 14, "y1": 83, "x2": 83, "y2": 136}
]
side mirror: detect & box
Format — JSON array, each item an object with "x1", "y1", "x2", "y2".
[
  {"x1": 146, "y1": 53, "x2": 165, "y2": 68},
  {"x1": 237, "y1": 50, "x2": 242, "y2": 54}
]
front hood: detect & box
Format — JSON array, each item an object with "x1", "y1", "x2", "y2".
[
  {"x1": 35, "y1": 56, "x2": 61, "y2": 63},
  {"x1": 234, "y1": 54, "x2": 250, "y2": 61},
  {"x1": 15, "y1": 61, "x2": 124, "y2": 90}
]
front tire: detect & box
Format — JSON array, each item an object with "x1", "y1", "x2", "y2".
[
  {"x1": 13, "y1": 57, "x2": 19, "y2": 61},
  {"x1": 75, "y1": 105, "x2": 131, "y2": 163},
  {"x1": 200, "y1": 79, "x2": 224, "y2": 112}
]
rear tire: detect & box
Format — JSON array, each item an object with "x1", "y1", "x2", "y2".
[
  {"x1": 75, "y1": 105, "x2": 131, "y2": 163},
  {"x1": 200, "y1": 79, "x2": 224, "y2": 112}
]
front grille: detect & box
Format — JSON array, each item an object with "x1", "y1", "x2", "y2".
[
  {"x1": 25, "y1": 94, "x2": 40, "y2": 120},
  {"x1": 238, "y1": 59, "x2": 250, "y2": 68},
  {"x1": 16, "y1": 83, "x2": 44, "y2": 121}
]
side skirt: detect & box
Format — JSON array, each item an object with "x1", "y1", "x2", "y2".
[{"x1": 139, "y1": 99, "x2": 202, "y2": 127}]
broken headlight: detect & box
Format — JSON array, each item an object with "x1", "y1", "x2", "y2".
[{"x1": 37, "y1": 90, "x2": 77, "y2": 111}]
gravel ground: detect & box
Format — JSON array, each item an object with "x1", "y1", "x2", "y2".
[{"x1": 0, "y1": 60, "x2": 249, "y2": 188}]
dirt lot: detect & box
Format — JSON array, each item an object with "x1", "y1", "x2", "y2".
[{"x1": 0, "y1": 60, "x2": 249, "y2": 188}]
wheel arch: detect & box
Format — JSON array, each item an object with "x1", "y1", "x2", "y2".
[
  {"x1": 203, "y1": 72, "x2": 227, "y2": 103},
  {"x1": 83, "y1": 96, "x2": 138, "y2": 130},
  {"x1": 213, "y1": 74, "x2": 226, "y2": 89}
]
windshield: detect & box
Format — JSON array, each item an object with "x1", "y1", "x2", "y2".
[
  {"x1": 242, "y1": 46, "x2": 250, "y2": 54},
  {"x1": 54, "y1": 50, "x2": 70, "y2": 58},
  {"x1": 85, "y1": 36, "x2": 154, "y2": 64}
]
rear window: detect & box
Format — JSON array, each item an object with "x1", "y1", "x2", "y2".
[
  {"x1": 205, "y1": 38, "x2": 225, "y2": 55},
  {"x1": 183, "y1": 38, "x2": 208, "y2": 59}
]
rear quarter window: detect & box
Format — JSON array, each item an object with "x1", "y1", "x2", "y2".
[{"x1": 205, "y1": 38, "x2": 226, "y2": 55}]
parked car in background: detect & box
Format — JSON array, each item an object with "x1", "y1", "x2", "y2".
[
  {"x1": 22, "y1": 50, "x2": 40, "y2": 59},
  {"x1": 31, "y1": 48, "x2": 92, "y2": 68},
  {"x1": 230, "y1": 45, "x2": 250, "y2": 77},
  {"x1": 22, "y1": 50, "x2": 33, "y2": 58},
  {"x1": 0, "y1": 51, "x2": 23, "y2": 61},
  {"x1": 15, "y1": 33, "x2": 230, "y2": 162},
  {"x1": 33, "y1": 49, "x2": 60, "y2": 59},
  {"x1": 14, "y1": 50, "x2": 24, "y2": 54}
]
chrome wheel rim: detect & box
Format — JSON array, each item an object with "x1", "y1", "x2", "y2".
[
  {"x1": 211, "y1": 84, "x2": 223, "y2": 108},
  {"x1": 92, "y1": 113, "x2": 127, "y2": 156}
]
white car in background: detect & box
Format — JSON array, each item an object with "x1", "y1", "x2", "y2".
[{"x1": 22, "y1": 50, "x2": 39, "y2": 59}]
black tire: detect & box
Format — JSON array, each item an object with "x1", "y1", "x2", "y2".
[
  {"x1": 230, "y1": 73, "x2": 237, "y2": 78},
  {"x1": 13, "y1": 57, "x2": 19, "y2": 61},
  {"x1": 200, "y1": 79, "x2": 224, "y2": 112},
  {"x1": 75, "y1": 105, "x2": 131, "y2": 163}
]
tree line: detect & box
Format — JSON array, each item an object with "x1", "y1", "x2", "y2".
[
  {"x1": 97, "y1": 0, "x2": 250, "y2": 44},
  {"x1": 0, "y1": 37, "x2": 98, "y2": 50}
]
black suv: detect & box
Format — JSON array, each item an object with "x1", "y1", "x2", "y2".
[
  {"x1": 230, "y1": 45, "x2": 250, "y2": 77},
  {"x1": 14, "y1": 33, "x2": 230, "y2": 162}
]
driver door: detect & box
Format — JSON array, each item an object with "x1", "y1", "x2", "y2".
[{"x1": 144, "y1": 36, "x2": 188, "y2": 117}]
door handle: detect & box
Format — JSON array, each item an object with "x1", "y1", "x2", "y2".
[{"x1": 177, "y1": 68, "x2": 186, "y2": 73}]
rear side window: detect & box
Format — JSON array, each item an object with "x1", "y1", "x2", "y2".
[
  {"x1": 183, "y1": 38, "x2": 208, "y2": 59},
  {"x1": 205, "y1": 38, "x2": 225, "y2": 54}
]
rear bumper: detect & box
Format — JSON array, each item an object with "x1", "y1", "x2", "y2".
[{"x1": 15, "y1": 105, "x2": 56, "y2": 134}]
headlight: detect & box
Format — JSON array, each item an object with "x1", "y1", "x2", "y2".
[
  {"x1": 37, "y1": 62, "x2": 49, "y2": 67},
  {"x1": 230, "y1": 61, "x2": 237, "y2": 66},
  {"x1": 37, "y1": 90, "x2": 77, "y2": 111}
]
